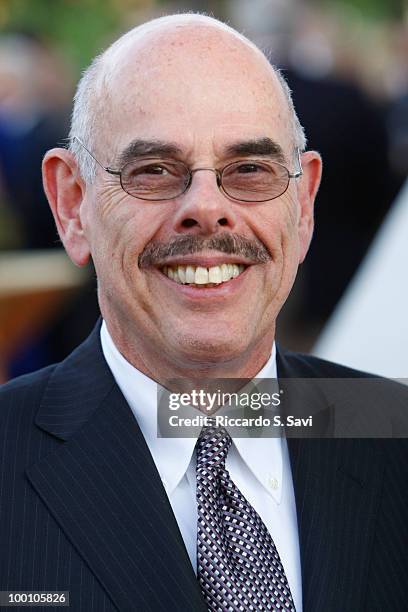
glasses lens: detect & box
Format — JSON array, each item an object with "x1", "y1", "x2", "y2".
[
  {"x1": 121, "y1": 159, "x2": 189, "y2": 200},
  {"x1": 221, "y1": 161, "x2": 289, "y2": 202}
]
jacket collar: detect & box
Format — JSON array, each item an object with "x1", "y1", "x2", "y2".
[
  {"x1": 34, "y1": 320, "x2": 114, "y2": 440},
  {"x1": 28, "y1": 321, "x2": 207, "y2": 612},
  {"x1": 277, "y1": 345, "x2": 384, "y2": 611},
  {"x1": 31, "y1": 327, "x2": 383, "y2": 611}
]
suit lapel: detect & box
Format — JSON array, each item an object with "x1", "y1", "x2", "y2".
[
  {"x1": 27, "y1": 323, "x2": 207, "y2": 612},
  {"x1": 27, "y1": 327, "x2": 384, "y2": 611},
  {"x1": 278, "y1": 347, "x2": 384, "y2": 611}
]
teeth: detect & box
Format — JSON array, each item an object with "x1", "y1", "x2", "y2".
[
  {"x1": 208, "y1": 266, "x2": 222, "y2": 283},
  {"x1": 178, "y1": 266, "x2": 186, "y2": 283},
  {"x1": 195, "y1": 266, "x2": 209, "y2": 284},
  {"x1": 185, "y1": 265, "x2": 195, "y2": 283},
  {"x1": 162, "y1": 263, "x2": 246, "y2": 285},
  {"x1": 221, "y1": 263, "x2": 230, "y2": 282}
]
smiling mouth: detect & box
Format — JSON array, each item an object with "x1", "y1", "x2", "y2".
[{"x1": 161, "y1": 263, "x2": 246, "y2": 287}]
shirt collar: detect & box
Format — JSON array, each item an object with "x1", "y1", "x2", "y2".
[
  {"x1": 231, "y1": 347, "x2": 283, "y2": 504},
  {"x1": 100, "y1": 320, "x2": 283, "y2": 503}
]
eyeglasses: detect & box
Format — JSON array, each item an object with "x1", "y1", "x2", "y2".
[{"x1": 73, "y1": 137, "x2": 302, "y2": 203}]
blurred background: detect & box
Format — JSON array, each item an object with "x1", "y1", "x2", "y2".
[{"x1": 0, "y1": 0, "x2": 407, "y2": 382}]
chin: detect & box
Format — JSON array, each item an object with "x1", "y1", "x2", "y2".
[{"x1": 173, "y1": 332, "x2": 249, "y2": 368}]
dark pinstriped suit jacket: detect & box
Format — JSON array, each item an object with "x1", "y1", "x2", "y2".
[{"x1": 1, "y1": 322, "x2": 407, "y2": 611}]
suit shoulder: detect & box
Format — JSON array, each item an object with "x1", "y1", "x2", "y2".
[
  {"x1": 0, "y1": 365, "x2": 56, "y2": 419},
  {"x1": 279, "y1": 349, "x2": 379, "y2": 379},
  {"x1": 279, "y1": 349, "x2": 408, "y2": 404}
]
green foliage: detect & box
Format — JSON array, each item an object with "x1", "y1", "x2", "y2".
[
  {"x1": 324, "y1": 0, "x2": 404, "y2": 20},
  {"x1": 2, "y1": 0, "x2": 122, "y2": 73}
]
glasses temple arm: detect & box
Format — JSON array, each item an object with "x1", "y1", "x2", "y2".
[
  {"x1": 71, "y1": 136, "x2": 121, "y2": 175},
  {"x1": 289, "y1": 148, "x2": 303, "y2": 178}
]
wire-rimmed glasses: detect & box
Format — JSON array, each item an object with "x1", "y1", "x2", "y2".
[{"x1": 73, "y1": 136, "x2": 302, "y2": 203}]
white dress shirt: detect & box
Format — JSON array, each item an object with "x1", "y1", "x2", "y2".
[{"x1": 101, "y1": 321, "x2": 302, "y2": 611}]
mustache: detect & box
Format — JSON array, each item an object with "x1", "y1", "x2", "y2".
[{"x1": 138, "y1": 233, "x2": 271, "y2": 268}]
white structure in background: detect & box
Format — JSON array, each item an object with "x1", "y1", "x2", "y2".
[{"x1": 314, "y1": 179, "x2": 408, "y2": 378}]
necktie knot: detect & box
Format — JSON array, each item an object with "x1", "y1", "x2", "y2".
[{"x1": 196, "y1": 425, "x2": 232, "y2": 470}]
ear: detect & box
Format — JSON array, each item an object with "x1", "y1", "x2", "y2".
[
  {"x1": 42, "y1": 148, "x2": 91, "y2": 266},
  {"x1": 296, "y1": 150, "x2": 322, "y2": 263}
]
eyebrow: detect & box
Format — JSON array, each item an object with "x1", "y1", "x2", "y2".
[
  {"x1": 224, "y1": 137, "x2": 287, "y2": 164},
  {"x1": 113, "y1": 136, "x2": 287, "y2": 168},
  {"x1": 115, "y1": 139, "x2": 183, "y2": 167}
]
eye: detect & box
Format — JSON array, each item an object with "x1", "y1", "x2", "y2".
[
  {"x1": 121, "y1": 159, "x2": 187, "y2": 197},
  {"x1": 236, "y1": 163, "x2": 266, "y2": 174},
  {"x1": 124, "y1": 161, "x2": 183, "y2": 181},
  {"x1": 138, "y1": 164, "x2": 169, "y2": 175}
]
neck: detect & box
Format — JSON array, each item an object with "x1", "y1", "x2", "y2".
[{"x1": 103, "y1": 317, "x2": 275, "y2": 387}]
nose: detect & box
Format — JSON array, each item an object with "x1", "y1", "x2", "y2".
[{"x1": 172, "y1": 168, "x2": 238, "y2": 235}]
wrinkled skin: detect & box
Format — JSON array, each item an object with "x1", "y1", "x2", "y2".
[{"x1": 43, "y1": 16, "x2": 322, "y2": 383}]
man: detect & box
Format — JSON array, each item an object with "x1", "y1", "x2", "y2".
[{"x1": 0, "y1": 14, "x2": 407, "y2": 612}]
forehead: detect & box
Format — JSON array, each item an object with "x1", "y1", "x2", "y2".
[{"x1": 98, "y1": 24, "x2": 291, "y2": 158}]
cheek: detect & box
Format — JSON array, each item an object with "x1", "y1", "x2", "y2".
[
  {"x1": 250, "y1": 194, "x2": 300, "y2": 262},
  {"x1": 87, "y1": 189, "x2": 155, "y2": 254},
  {"x1": 84, "y1": 189, "x2": 173, "y2": 292},
  {"x1": 248, "y1": 197, "x2": 301, "y2": 315}
]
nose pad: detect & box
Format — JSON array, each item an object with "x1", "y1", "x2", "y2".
[
  {"x1": 173, "y1": 168, "x2": 238, "y2": 235},
  {"x1": 215, "y1": 170, "x2": 222, "y2": 188}
]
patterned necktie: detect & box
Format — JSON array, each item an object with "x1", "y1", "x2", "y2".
[{"x1": 196, "y1": 424, "x2": 296, "y2": 612}]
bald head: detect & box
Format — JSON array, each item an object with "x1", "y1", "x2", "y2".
[
  {"x1": 44, "y1": 12, "x2": 322, "y2": 381},
  {"x1": 102, "y1": 14, "x2": 265, "y2": 71},
  {"x1": 69, "y1": 13, "x2": 306, "y2": 181}
]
